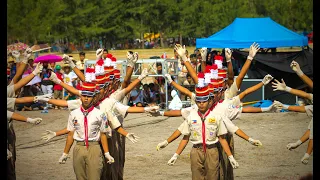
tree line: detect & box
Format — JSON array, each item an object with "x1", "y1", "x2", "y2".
[{"x1": 7, "y1": 0, "x2": 313, "y2": 48}]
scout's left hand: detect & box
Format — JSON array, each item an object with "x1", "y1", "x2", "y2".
[
  {"x1": 228, "y1": 155, "x2": 239, "y2": 168},
  {"x1": 301, "y1": 153, "x2": 310, "y2": 164},
  {"x1": 138, "y1": 68, "x2": 148, "y2": 80},
  {"x1": 248, "y1": 137, "x2": 262, "y2": 146},
  {"x1": 225, "y1": 48, "x2": 232, "y2": 63},
  {"x1": 32, "y1": 63, "x2": 43, "y2": 75},
  {"x1": 126, "y1": 133, "x2": 140, "y2": 143},
  {"x1": 290, "y1": 60, "x2": 304, "y2": 76},
  {"x1": 105, "y1": 152, "x2": 115, "y2": 164},
  {"x1": 26, "y1": 118, "x2": 42, "y2": 125},
  {"x1": 96, "y1": 48, "x2": 104, "y2": 60},
  {"x1": 59, "y1": 153, "x2": 69, "y2": 164},
  {"x1": 262, "y1": 74, "x2": 274, "y2": 85},
  {"x1": 272, "y1": 79, "x2": 291, "y2": 92},
  {"x1": 167, "y1": 153, "x2": 179, "y2": 166},
  {"x1": 199, "y1": 47, "x2": 207, "y2": 62},
  {"x1": 144, "y1": 106, "x2": 160, "y2": 113}
]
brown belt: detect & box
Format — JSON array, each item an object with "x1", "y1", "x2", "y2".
[
  {"x1": 193, "y1": 143, "x2": 217, "y2": 149},
  {"x1": 76, "y1": 141, "x2": 100, "y2": 146}
]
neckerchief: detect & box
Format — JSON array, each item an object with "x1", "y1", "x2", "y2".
[
  {"x1": 197, "y1": 109, "x2": 211, "y2": 153},
  {"x1": 80, "y1": 105, "x2": 95, "y2": 149}
]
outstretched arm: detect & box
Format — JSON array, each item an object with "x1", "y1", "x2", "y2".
[
  {"x1": 165, "y1": 74, "x2": 193, "y2": 98},
  {"x1": 175, "y1": 45, "x2": 198, "y2": 83},
  {"x1": 272, "y1": 79, "x2": 313, "y2": 101},
  {"x1": 47, "y1": 99, "x2": 68, "y2": 107},
  {"x1": 11, "y1": 49, "x2": 32, "y2": 84},
  {"x1": 122, "y1": 52, "x2": 138, "y2": 88},
  {"x1": 224, "y1": 48, "x2": 235, "y2": 87},
  {"x1": 63, "y1": 54, "x2": 85, "y2": 82},
  {"x1": 49, "y1": 71, "x2": 80, "y2": 96},
  {"x1": 239, "y1": 74, "x2": 273, "y2": 100},
  {"x1": 15, "y1": 97, "x2": 36, "y2": 104}
]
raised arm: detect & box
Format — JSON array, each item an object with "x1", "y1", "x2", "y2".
[
  {"x1": 238, "y1": 74, "x2": 273, "y2": 100},
  {"x1": 272, "y1": 79, "x2": 313, "y2": 101},
  {"x1": 290, "y1": 60, "x2": 313, "y2": 89},
  {"x1": 8, "y1": 110, "x2": 42, "y2": 124},
  {"x1": 41, "y1": 128, "x2": 70, "y2": 142},
  {"x1": 63, "y1": 54, "x2": 85, "y2": 82},
  {"x1": 49, "y1": 71, "x2": 81, "y2": 96},
  {"x1": 175, "y1": 45, "x2": 198, "y2": 84},
  {"x1": 11, "y1": 49, "x2": 32, "y2": 84},
  {"x1": 164, "y1": 74, "x2": 193, "y2": 98},
  {"x1": 122, "y1": 52, "x2": 138, "y2": 89},
  {"x1": 224, "y1": 48, "x2": 235, "y2": 87},
  {"x1": 273, "y1": 101, "x2": 307, "y2": 113},
  {"x1": 13, "y1": 63, "x2": 43, "y2": 92}
]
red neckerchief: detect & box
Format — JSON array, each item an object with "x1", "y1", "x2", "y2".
[
  {"x1": 80, "y1": 105, "x2": 95, "y2": 149},
  {"x1": 197, "y1": 109, "x2": 211, "y2": 153}
]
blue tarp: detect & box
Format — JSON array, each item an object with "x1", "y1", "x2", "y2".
[{"x1": 196, "y1": 17, "x2": 308, "y2": 48}]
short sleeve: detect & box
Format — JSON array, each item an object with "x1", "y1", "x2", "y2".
[
  {"x1": 114, "y1": 102, "x2": 129, "y2": 117},
  {"x1": 107, "y1": 112, "x2": 121, "y2": 130},
  {"x1": 224, "y1": 81, "x2": 239, "y2": 99},
  {"x1": 7, "y1": 98, "x2": 16, "y2": 111},
  {"x1": 7, "y1": 110, "x2": 13, "y2": 121},
  {"x1": 221, "y1": 116, "x2": 239, "y2": 134},
  {"x1": 178, "y1": 121, "x2": 190, "y2": 135},
  {"x1": 304, "y1": 105, "x2": 313, "y2": 118},
  {"x1": 7, "y1": 85, "x2": 15, "y2": 98},
  {"x1": 99, "y1": 112, "x2": 108, "y2": 133},
  {"x1": 67, "y1": 113, "x2": 75, "y2": 131},
  {"x1": 190, "y1": 93, "x2": 196, "y2": 105},
  {"x1": 181, "y1": 106, "x2": 193, "y2": 120},
  {"x1": 217, "y1": 116, "x2": 228, "y2": 136},
  {"x1": 67, "y1": 99, "x2": 82, "y2": 111}
]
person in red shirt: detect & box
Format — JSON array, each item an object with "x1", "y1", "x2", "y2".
[{"x1": 53, "y1": 65, "x2": 64, "y2": 109}]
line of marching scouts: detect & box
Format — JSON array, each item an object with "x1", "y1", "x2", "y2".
[{"x1": 7, "y1": 42, "x2": 313, "y2": 180}]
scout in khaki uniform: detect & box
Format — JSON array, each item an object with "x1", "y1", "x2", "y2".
[{"x1": 58, "y1": 81, "x2": 114, "y2": 180}]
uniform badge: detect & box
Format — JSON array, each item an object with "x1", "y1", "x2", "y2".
[
  {"x1": 210, "y1": 132, "x2": 214, "y2": 136},
  {"x1": 101, "y1": 113, "x2": 107, "y2": 121},
  {"x1": 193, "y1": 132, "x2": 197, "y2": 137},
  {"x1": 192, "y1": 120, "x2": 197, "y2": 124},
  {"x1": 208, "y1": 118, "x2": 216, "y2": 123},
  {"x1": 73, "y1": 119, "x2": 78, "y2": 125},
  {"x1": 105, "y1": 121, "x2": 109, "y2": 128}
]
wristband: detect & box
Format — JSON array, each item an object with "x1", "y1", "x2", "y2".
[
  {"x1": 173, "y1": 153, "x2": 179, "y2": 158},
  {"x1": 285, "y1": 86, "x2": 292, "y2": 92},
  {"x1": 296, "y1": 70, "x2": 304, "y2": 77},
  {"x1": 247, "y1": 56, "x2": 253, "y2": 61}
]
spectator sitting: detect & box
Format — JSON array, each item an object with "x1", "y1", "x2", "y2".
[
  {"x1": 130, "y1": 84, "x2": 143, "y2": 107},
  {"x1": 183, "y1": 73, "x2": 195, "y2": 85},
  {"x1": 142, "y1": 83, "x2": 155, "y2": 106}
]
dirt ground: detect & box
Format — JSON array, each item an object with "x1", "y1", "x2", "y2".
[{"x1": 14, "y1": 110, "x2": 312, "y2": 180}]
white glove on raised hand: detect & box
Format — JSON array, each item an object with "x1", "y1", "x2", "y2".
[
  {"x1": 41, "y1": 130, "x2": 57, "y2": 142},
  {"x1": 262, "y1": 74, "x2": 274, "y2": 85},
  {"x1": 228, "y1": 155, "x2": 239, "y2": 168},
  {"x1": 157, "y1": 140, "x2": 169, "y2": 151},
  {"x1": 59, "y1": 153, "x2": 69, "y2": 164},
  {"x1": 105, "y1": 152, "x2": 115, "y2": 164},
  {"x1": 12, "y1": 50, "x2": 20, "y2": 61},
  {"x1": 138, "y1": 68, "x2": 148, "y2": 80},
  {"x1": 248, "y1": 137, "x2": 262, "y2": 146},
  {"x1": 133, "y1": 52, "x2": 139, "y2": 63},
  {"x1": 147, "y1": 110, "x2": 164, "y2": 117},
  {"x1": 7, "y1": 149, "x2": 12, "y2": 160},
  {"x1": 301, "y1": 153, "x2": 310, "y2": 164},
  {"x1": 247, "y1": 42, "x2": 260, "y2": 60},
  {"x1": 287, "y1": 140, "x2": 302, "y2": 150},
  {"x1": 62, "y1": 54, "x2": 76, "y2": 68},
  {"x1": 174, "y1": 44, "x2": 187, "y2": 62},
  {"x1": 271, "y1": 79, "x2": 291, "y2": 92},
  {"x1": 126, "y1": 51, "x2": 135, "y2": 68},
  {"x1": 32, "y1": 63, "x2": 43, "y2": 75},
  {"x1": 96, "y1": 48, "x2": 104, "y2": 60},
  {"x1": 22, "y1": 48, "x2": 33, "y2": 64},
  {"x1": 290, "y1": 60, "x2": 304, "y2": 76},
  {"x1": 49, "y1": 71, "x2": 62, "y2": 84},
  {"x1": 34, "y1": 93, "x2": 53, "y2": 103},
  {"x1": 164, "y1": 74, "x2": 173, "y2": 84},
  {"x1": 126, "y1": 133, "x2": 140, "y2": 143},
  {"x1": 167, "y1": 153, "x2": 179, "y2": 166},
  {"x1": 144, "y1": 106, "x2": 160, "y2": 113},
  {"x1": 199, "y1": 47, "x2": 207, "y2": 62},
  {"x1": 26, "y1": 118, "x2": 42, "y2": 125},
  {"x1": 225, "y1": 48, "x2": 232, "y2": 63}
]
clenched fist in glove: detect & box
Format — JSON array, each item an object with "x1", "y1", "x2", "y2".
[
  {"x1": 228, "y1": 155, "x2": 239, "y2": 168},
  {"x1": 248, "y1": 137, "x2": 262, "y2": 146},
  {"x1": 199, "y1": 47, "x2": 207, "y2": 62},
  {"x1": 22, "y1": 48, "x2": 33, "y2": 64},
  {"x1": 26, "y1": 118, "x2": 42, "y2": 125},
  {"x1": 144, "y1": 106, "x2": 160, "y2": 113},
  {"x1": 12, "y1": 50, "x2": 21, "y2": 61},
  {"x1": 126, "y1": 133, "x2": 140, "y2": 143},
  {"x1": 157, "y1": 140, "x2": 169, "y2": 151},
  {"x1": 287, "y1": 140, "x2": 302, "y2": 150},
  {"x1": 262, "y1": 74, "x2": 274, "y2": 85},
  {"x1": 272, "y1": 79, "x2": 291, "y2": 92},
  {"x1": 225, "y1": 48, "x2": 232, "y2": 63},
  {"x1": 34, "y1": 93, "x2": 53, "y2": 103},
  {"x1": 59, "y1": 153, "x2": 69, "y2": 164},
  {"x1": 147, "y1": 110, "x2": 164, "y2": 117},
  {"x1": 247, "y1": 42, "x2": 260, "y2": 60},
  {"x1": 41, "y1": 130, "x2": 57, "y2": 142},
  {"x1": 167, "y1": 153, "x2": 179, "y2": 166},
  {"x1": 138, "y1": 68, "x2": 148, "y2": 80},
  {"x1": 174, "y1": 44, "x2": 187, "y2": 62},
  {"x1": 49, "y1": 71, "x2": 62, "y2": 84},
  {"x1": 62, "y1": 54, "x2": 76, "y2": 68},
  {"x1": 273, "y1": 100, "x2": 289, "y2": 110},
  {"x1": 290, "y1": 60, "x2": 304, "y2": 76},
  {"x1": 96, "y1": 48, "x2": 104, "y2": 60},
  {"x1": 32, "y1": 63, "x2": 43, "y2": 75},
  {"x1": 261, "y1": 102, "x2": 279, "y2": 112},
  {"x1": 105, "y1": 152, "x2": 115, "y2": 164},
  {"x1": 164, "y1": 74, "x2": 173, "y2": 84},
  {"x1": 301, "y1": 153, "x2": 310, "y2": 164}
]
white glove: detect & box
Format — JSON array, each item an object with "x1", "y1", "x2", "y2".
[
  {"x1": 273, "y1": 100, "x2": 289, "y2": 110},
  {"x1": 62, "y1": 54, "x2": 76, "y2": 68},
  {"x1": 26, "y1": 118, "x2": 42, "y2": 125},
  {"x1": 22, "y1": 48, "x2": 32, "y2": 64},
  {"x1": 167, "y1": 153, "x2": 179, "y2": 166},
  {"x1": 105, "y1": 152, "x2": 115, "y2": 164},
  {"x1": 144, "y1": 106, "x2": 160, "y2": 113},
  {"x1": 59, "y1": 153, "x2": 69, "y2": 164},
  {"x1": 133, "y1": 52, "x2": 139, "y2": 63},
  {"x1": 49, "y1": 71, "x2": 62, "y2": 84},
  {"x1": 271, "y1": 79, "x2": 291, "y2": 92},
  {"x1": 35, "y1": 93, "x2": 53, "y2": 102},
  {"x1": 157, "y1": 140, "x2": 169, "y2": 151},
  {"x1": 290, "y1": 60, "x2": 304, "y2": 76},
  {"x1": 247, "y1": 42, "x2": 260, "y2": 60},
  {"x1": 12, "y1": 50, "x2": 20, "y2": 61},
  {"x1": 301, "y1": 153, "x2": 310, "y2": 164},
  {"x1": 174, "y1": 44, "x2": 187, "y2": 62},
  {"x1": 199, "y1": 47, "x2": 207, "y2": 62},
  {"x1": 32, "y1": 63, "x2": 43, "y2": 75},
  {"x1": 248, "y1": 137, "x2": 262, "y2": 146},
  {"x1": 164, "y1": 74, "x2": 173, "y2": 84},
  {"x1": 138, "y1": 68, "x2": 148, "y2": 80},
  {"x1": 262, "y1": 74, "x2": 273, "y2": 85},
  {"x1": 225, "y1": 48, "x2": 232, "y2": 63},
  {"x1": 96, "y1": 48, "x2": 104, "y2": 60},
  {"x1": 7, "y1": 149, "x2": 12, "y2": 160},
  {"x1": 41, "y1": 130, "x2": 57, "y2": 142},
  {"x1": 126, "y1": 51, "x2": 135, "y2": 68},
  {"x1": 147, "y1": 110, "x2": 164, "y2": 117},
  {"x1": 287, "y1": 140, "x2": 302, "y2": 150},
  {"x1": 126, "y1": 133, "x2": 140, "y2": 143},
  {"x1": 228, "y1": 155, "x2": 239, "y2": 168}
]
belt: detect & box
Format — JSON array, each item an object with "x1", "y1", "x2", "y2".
[
  {"x1": 193, "y1": 143, "x2": 217, "y2": 149},
  {"x1": 76, "y1": 141, "x2": 100, "y2": 146}
]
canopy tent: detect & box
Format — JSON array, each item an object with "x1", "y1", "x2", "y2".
[{"x1": 196, "y1": 17, "x2": 308, "y2": 48}]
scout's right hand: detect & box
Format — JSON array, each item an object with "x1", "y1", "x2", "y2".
[
  {"x1": 34, "y1": 93, "x2": 53, "y2": 103},
  {"x1": 59, "y1": 153, "x2": 69, "y2": 164},
  {"x1": 156, "y1": 140, "x2": 168, "y2": 151},
  {"x1": 167, "y1": 153, "x2": 179, "y2": 166},
  {"x1": 49, "y1": 71, "x2": 62, "y2": 84},
  {"x1": 228, "y1": 155, "x2": 239, "y2": 169},
  {"x1": 41, "y1": 130, "x2": 57, "y2": 142},
  {"x1": 105, "y1": 152, "x2": 115, "y2": 164}
]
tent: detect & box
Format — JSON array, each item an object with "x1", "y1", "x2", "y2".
[{"x1": 196, "y1": 17, "x2": 308, "y2": 48}]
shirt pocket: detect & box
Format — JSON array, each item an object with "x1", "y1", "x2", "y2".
[
  {"x1": 207, "y1": 125, "x2": 218, "y2": 141},
  {"x1": 190, "y1": 125, "x2": 201, "y2": 141}
]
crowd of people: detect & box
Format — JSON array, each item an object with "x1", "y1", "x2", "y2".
[{"x1": 7, "y1": 42, "x2": 313, "y2": 180}]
